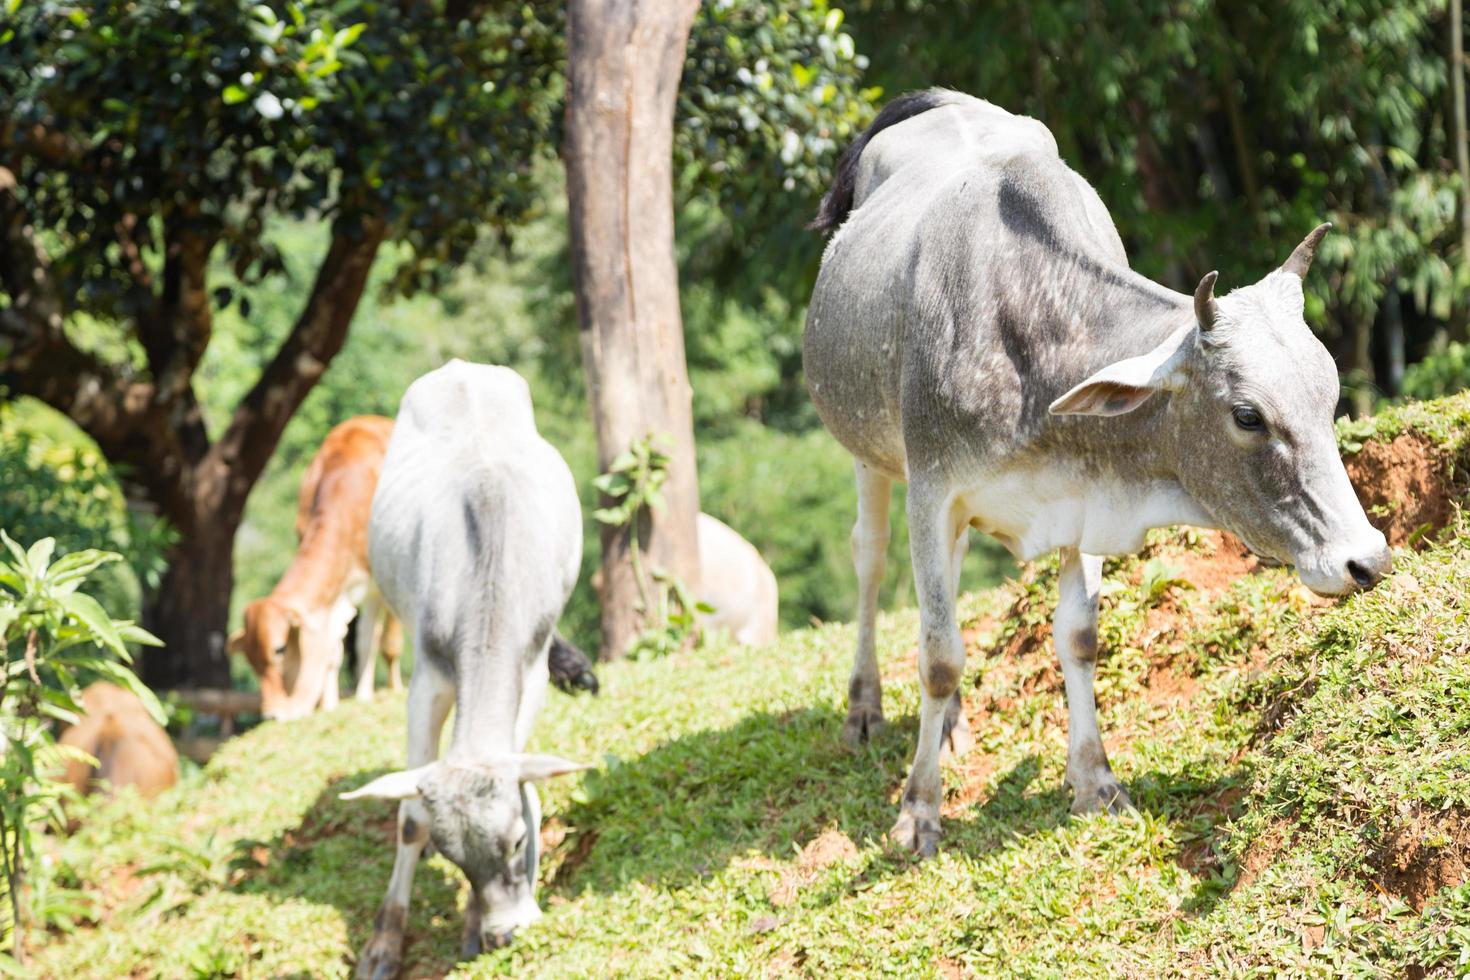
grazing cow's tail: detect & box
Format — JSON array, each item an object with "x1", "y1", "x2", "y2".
[{"x1": 808, "y1": 88, "x2": 959, "y2": 234}]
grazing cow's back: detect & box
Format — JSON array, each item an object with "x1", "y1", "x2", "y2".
[
  {"x1": 368, "y1": 364, "x2": 581, "y2": 711},
  {"x1": 60, "y1": 682, "x2": 178, "y2": 800}
]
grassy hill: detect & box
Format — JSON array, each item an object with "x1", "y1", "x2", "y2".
[{"x1": 30, "y1": 395, "x2": 1470, "y2": 978}]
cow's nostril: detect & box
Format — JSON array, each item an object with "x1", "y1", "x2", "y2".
[{"x1": 1346, "y1": 559, "x2": 1379, "y2": 590}]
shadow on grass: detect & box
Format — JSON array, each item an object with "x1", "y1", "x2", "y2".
[
  {"x1": 548, "y1": 705, "x2": 1086, "y2": 898},
  {"x1": 238, "y1": 773, "x2": 466, "y2": 979},
  {"x1": 549, "y1": 699, "x2": 1256, "y2": 918}
]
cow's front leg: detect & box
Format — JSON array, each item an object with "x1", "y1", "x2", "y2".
[
  {"x1": 1056, "y1": 547, "x2": 1132, "y2": 814},
  {"x1": 356, "y1": 665, "x2": 453, "y2": 980},
  {"x1": 844, "y1": 461, "x2": 892, "y2": 744},
  {"x1": 891, "y1": 488, "x2": 966, "y2": 857}
]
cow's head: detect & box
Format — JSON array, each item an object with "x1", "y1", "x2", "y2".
[
  {"x1": 227, "y1": 597, "x2": 334, "y2": 720},
  {"x1": 1051, "y1": 223, "x2": 1391, "y2": 596},
  {"x1": 342, "y1": 755, "x2": 590, "y2": 949}
]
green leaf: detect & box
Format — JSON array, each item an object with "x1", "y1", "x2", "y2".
[
  {"x1": 222, "y1": 84, "x2": 250, "y2": 105},
  {"x1": 59, "y1": 591, "x2": 125, "y2": 656}
]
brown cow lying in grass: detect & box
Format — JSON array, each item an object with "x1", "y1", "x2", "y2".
[{"x1": 59, "y1": 682, "x2": 178, "y2": 800}]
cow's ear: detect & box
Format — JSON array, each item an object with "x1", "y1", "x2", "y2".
[
  {"x1": 226, "y1": 628, "x2": 246, "y2": 656},
  {"x1": 1049, "y1": 324, "x2": 1196, "y2": 417},
  {"x1": 339, "y1": 764, "x2": 434, "y2": 801},
  {"x1": 514, "y1": 754, "x2": 594, "y2": 783}
]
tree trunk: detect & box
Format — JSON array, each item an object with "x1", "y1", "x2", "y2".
[
  {"x1": 143, "y1": 520, "x2": 238, "y2": 689},
  {"x1": 1453, "y1": 0, "x2": 1470, "y2": 255},
  {"x1": 564, "y1": 0, "x2": 702, "y2": 659}
]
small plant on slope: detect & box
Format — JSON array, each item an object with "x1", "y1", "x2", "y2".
[
  {"x1": 0, "y1": 532, "x2": 161, "y2": 966},
  {"x1": 593, "y1": 434, "x2": 711, "y2": 659}
]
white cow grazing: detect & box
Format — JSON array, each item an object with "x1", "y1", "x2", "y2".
[
  {"x1": 342, "y1": 360, "x2": 589, "y2": 979},
  {"x1": 697, "y1": 513, "x2": 779, "y2": 646}
]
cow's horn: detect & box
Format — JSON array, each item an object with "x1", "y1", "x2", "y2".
[
  {"x1": 1194, "y1": 271, "x2": 1219, "y2": 331},
  {"x1": 1282, "y1": 222, "x2": 1332, "y2": 279}
]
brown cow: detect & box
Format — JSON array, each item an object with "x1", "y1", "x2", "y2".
[
  {"x1": 59, "y1": 682, "x2": 178, "y2": 799},
  {"x1": 230, "y1": 416, "x2": 403, "y2": 721}
]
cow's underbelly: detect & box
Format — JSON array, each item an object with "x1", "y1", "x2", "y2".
[{"x1": 957, "y1": 464, "x2": 1215, "y2": 560}]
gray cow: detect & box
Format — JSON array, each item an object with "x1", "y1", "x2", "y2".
[
  {"x1": 805, "y1": 89, "x2": 1391, "y2": 857},
  {"x1": 342, "y1": 361, "x2": 588, "y2": 978}
]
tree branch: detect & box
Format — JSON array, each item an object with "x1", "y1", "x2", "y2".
[
  {"x1": 208, "y1": 214, "x2": 385, "y2": 512},
  {"x1": 143, "y1": 211, "x2": 215, "y2": 407},
  {"x1": 0, "y1": 169, "x2": 197, "y2": 521}
]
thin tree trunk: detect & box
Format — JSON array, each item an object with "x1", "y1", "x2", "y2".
[
  {"x1": 565, "y1": 0, "x2": 702, "y2": 659},
  {"x1": 1454, "y1": 0, "x2": 1470, "y2": 254},
  {"x1": 1351, "y1": 316, "x2": 1377, "y2": 417}
]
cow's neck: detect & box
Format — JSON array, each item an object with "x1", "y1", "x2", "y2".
[{"x1": 272, "y1": 516, "x2": 365, "y2": 610}]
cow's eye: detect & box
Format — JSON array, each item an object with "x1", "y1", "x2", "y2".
[
  {"x1": 1232, "y1": 406, "x2": 1265, "y2": 432},
  {"x1": 273, "y1": 644, "x2": 288, "y2": 657}
]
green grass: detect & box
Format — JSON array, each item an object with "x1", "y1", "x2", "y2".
[{"x1": 27, "y1": 402, "x2": 1470, "y2": 978}]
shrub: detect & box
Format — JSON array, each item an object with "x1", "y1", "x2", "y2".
[{"x1": 0, "y1": 532, "x2": 162, "y2": 966}]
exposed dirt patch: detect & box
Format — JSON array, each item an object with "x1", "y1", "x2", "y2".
[
  {"x1": 1165, "y1": 531, "x2": 1260, "y2": 597},
  {"x1": 1234, "y1": 822, "x2": 1293, "y2": 892},
  {"x1": 769, "y1": 827, "x2": 859, "y2": 907},
  {"x1": 1370, "y1": 809, "x2": 1470, "y2": 911},
  {"x1": 1345, "y1": 430, "x2": 1464, "y2": 548}
]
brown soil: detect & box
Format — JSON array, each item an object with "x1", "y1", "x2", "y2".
[
  {"x1": 1234, "y1": 822, "x2": 1292, "y2": 892},
  {"x1": 1345, "y1": 430, "x2": 1463, "y2": 548},
  {"x1": 1370, "y1": 809, "x2": 1470, "y2": 911},
  {"x1": 769, "y1": 827, "x2": 859, "y2": 907}
]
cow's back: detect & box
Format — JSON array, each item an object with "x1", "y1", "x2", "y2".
[
  {"x1": 697, "y1": 514, "x2": 779, "y2": 646},
  {"x1": 369, "y1": 362, "x2": 580, "y2": 667},
  {"x1": 804, "y1": 93, "x2": 1132, "y2": 477},
  {"x1": 295, "y1": 415, "x2": 394, "y2": 554},
  {"x1": 60, "y1": 682, "x2": 179, "y2": 800}
]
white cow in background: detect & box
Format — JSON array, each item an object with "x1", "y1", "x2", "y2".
[
  {"x1": 697, "y1": 513, "x2": 779, "y2": 646},
  {"x1": 342, "y1": 361, "x2": 589, "y2": 979}
]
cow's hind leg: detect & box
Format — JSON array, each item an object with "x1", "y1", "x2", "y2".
[
  {"x1": 844, "y1": 460, "x2": 893, "y2": 744},
  {"x1": 891, "y1": 485, "x2": 966, "y2": 857},
  {"x1": 356, "y1": 661, "x2": 453, "y2": 980},
  {"x1": 1056, "y1": 547, "x2": 1132, "y2": 814},
  {"x1": 354, "y1": 590, "x2": 383, "y2": 702},
  {"x1": 382, "y1": 610, "x2": 404, "y2": 692},
  {"x1": 941, "y1": 527, "x2": 973, "y2": 758}
]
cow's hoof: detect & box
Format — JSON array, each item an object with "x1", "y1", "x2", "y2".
[
  {"x1": 354, "y1": 939, "x2": 403, "y2": 980},
  {"x1": 1069, "y1": 779, "x2": 1135, "y2": 816},
  {"x1": 940, "y1": 693, "x2": 973, "y2": 759},
  {"x1": 889, "y1": 809, "x2": 941, "y2": 858},
  {"x1": 842, "y1": 703, "x2": 885, "y2": 745}
]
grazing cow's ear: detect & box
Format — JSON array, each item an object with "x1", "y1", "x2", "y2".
[
  {"x1": 1049, "y1": 324, "x2": 1195, "y2": 418},
  {"x1": 339, "y1": 764, "x2": 434, "y2": 801},
  {"x1": 513, "y1": 754, "x2": 594, "y2": 783},
  {"x1": 226, "y1": 628, "x2": 246, "y2": 656}
]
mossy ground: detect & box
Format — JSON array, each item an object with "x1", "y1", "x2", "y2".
[{"x1": 24, "y1": 398, "x2": 1470, "y2": 978}]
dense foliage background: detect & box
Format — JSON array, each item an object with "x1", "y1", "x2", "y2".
[{"x1": 8, "y1": 0, "x2": 1470, "y2": 665}]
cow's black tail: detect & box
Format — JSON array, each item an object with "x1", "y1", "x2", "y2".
[{"x1": 808, "y1": 88, "x2": 959, "y2": 234}]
